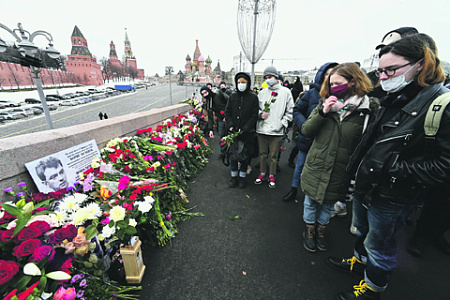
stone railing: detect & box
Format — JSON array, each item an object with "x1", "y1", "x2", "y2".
[{"x1": 0, "y1": 104, "x2": 191, "y2": 202}]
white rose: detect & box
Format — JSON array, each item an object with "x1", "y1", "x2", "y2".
[
  {"x1": 128, "y1": 218, "x2": 137, "y2": 227},
  {"x1": 109, "y1": 206, "x2": 126, "y2": 222},
  {"x1": 102, "y1": 225, "x2": 116, "y2": 238}
]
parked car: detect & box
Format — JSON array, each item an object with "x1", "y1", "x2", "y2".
[
  {"x1": 0, "y1": 104, "x2": 5, "y2": 109},
  {"x1": 46, "y1": 94, "x2": 64, "y2": 100},
  {"x1": 23, "y1": 108, "x2": 34, "y2": 117},
  {"x1": 30, "y1": 107, "x2": 43, "y2": 115},
  {"x1": 8, "y1": 108, "x2": 28, "y2": 118},
  {"x1": 0, "y1": 115, "x2": 7, "y2": 123},
  {"x1": 61, "y1": 93, "x2": 75, "y2": 99},
  {"x1": 1, "y1": 111, "x2": 22, "y2": 120},
  {"x1": 59, "y1": 100, "x2": 77, "y2": 106},
  {"x1": 45, "y1": 95, "x2": 60, "y2": 102},
  {"x1": 0, "y1": 100, "x2": 21, "y2": 107},
  {"x1": 25, "y1": 98, "x2": 41, "y2": 104},
  {"x1": 47, "y1": 103, "x2": 58, "y2": 111}
]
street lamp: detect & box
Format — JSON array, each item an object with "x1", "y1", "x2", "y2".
[
  {"x1": 237, "y1": 0, "x2": 276, "y2": 87},
  {"x1": 0, "y1": 22, "x2": 62, "y2": 129},
  {"x1": 165, "y1": 66, "x2": 173, "y2": 105}
]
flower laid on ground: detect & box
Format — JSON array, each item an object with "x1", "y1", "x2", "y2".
[{"x1": 263, "y1": 91, "x2": 278, "y2": 113}]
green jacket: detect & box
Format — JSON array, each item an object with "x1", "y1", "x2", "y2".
[{"x1": 300, "y1": 96, "x2": 379, "y2": 204}]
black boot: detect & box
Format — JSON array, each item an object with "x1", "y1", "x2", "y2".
[
  {"x1": 303, "y1": 224, "x2": 316, "y2": 252},
  {"x1": 316, "y1": 224, "x2": 328, "y2": 251},
  {"x1": 327, "y1": 256, "x2": 366, "y2": 276},
  {"x1": 336, "y1": 280, "x2": 381, "y2": 300},
  {"x1": 229, "y1": 177, "x2": 238, "y2": 188},
  {"x1": 282, "y1": 187, "x2": 297, "y2": 202},
  {"x1": 238, "y1": 177, "x2": 247, "y2": 188}
]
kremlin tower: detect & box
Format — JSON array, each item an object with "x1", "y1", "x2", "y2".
[{"x1": 65, "y1": 25, "x2": 103, "y2": 86}]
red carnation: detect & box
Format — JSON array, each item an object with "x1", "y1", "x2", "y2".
[
  {"x1": 0, "y1": 260, "x2": 20, "y2": 285},
  {"x1": 12, "y1": 239, "x2": 41, "y2": 258}
]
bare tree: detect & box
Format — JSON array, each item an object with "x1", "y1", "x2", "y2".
[
  {"x1": 100, "y1": 57, "x2": 113, "y2": 83},
  {"x1": 8, "y1": 64, "x2": 21, "y2": 90},
  {"x1": 127, "y1": 66, "x2": 138, "y2": 81}
]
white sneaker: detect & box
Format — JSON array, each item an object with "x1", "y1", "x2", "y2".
[{"x1": 331, "y1": 202, "x2": 347, "y2": 218}]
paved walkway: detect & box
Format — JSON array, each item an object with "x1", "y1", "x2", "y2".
[{"x1": 138, "y1": 137, "x2": 450, "y2": 300}]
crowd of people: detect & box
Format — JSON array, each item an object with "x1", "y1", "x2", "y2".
[{"x1": 195, "y1": 28, "x2": 450, "y2": 299}]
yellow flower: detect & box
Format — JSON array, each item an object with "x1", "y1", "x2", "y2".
[{"x1": 159, "y1": 221, "x2": 164, "y2": 226}]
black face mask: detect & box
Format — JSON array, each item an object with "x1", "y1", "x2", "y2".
[{"x1": 221, "y1": 88, "x2": 226, "y2": 92}]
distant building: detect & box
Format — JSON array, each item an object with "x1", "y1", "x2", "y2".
[
  {"x1": 184, "y1": 39, "x2": 222, "y2": 84},
  {"x1": 108, "y1": 30, "x2": 145, "y2": 81},
  {"x1": 64, "y1": 25, "x2": 103, "y2": 86}
]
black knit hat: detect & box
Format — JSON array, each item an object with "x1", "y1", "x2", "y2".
[{"x1": 375, "y1": 27, "x2": 419, "y2": 50}]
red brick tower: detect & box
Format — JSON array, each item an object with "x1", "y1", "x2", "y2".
[{"x1": 65, "y1": 25, "x2": 103, "y2": 86}]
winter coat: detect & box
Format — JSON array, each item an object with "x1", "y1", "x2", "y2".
[
  {"x1": 300, "y1": 96, "x2": 379, "y2": 205},
  {"x1": 293, "y1": 62, "x2": 338, "y2": 152},
  {"x1": 256, "y1": 82, "x2": 293, "y2": 136},
  {"x1": 348, "y1": 83, "x2": 450, "y2": 204},
  {"x1": 225, "y1": 72, "x2": 259, "y2": 157}
]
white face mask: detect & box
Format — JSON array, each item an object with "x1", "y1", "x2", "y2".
[
  {"x1": 237, "y1": 83, "x2": 247, "y2": 92},
  {"x1": 266, "y1": 77, "x2": 276, "y2": 87},
  {"x1": 380, "y1": 61, "x2": 420, "y2": 93}
]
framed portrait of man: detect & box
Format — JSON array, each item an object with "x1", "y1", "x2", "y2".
[{"x1": 25, "y1": 140, "x2": 101, "y2": 193}]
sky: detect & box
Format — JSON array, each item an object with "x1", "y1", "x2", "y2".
[{"x1": 1, "y1": 0, "x2": 450, "y2": 77}]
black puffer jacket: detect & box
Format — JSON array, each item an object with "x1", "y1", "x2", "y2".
[
  {"x1": 348, "y1": 83, "x2": 450, "y2": 203},
  {"x1": 224, "y1": 72, "x2": 259, "y2": 156}
]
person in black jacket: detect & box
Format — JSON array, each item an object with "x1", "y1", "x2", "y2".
[
  {"x1": 200, "y1": 85, "x2": 229, "y2": 158},
  {"x1": 224, "y1": 72, "x2": 259, "y2": 188},
  {"x1": 328, "y1": 33, "x2": 450, "y2": 300}
]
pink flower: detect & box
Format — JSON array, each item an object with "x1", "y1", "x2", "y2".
[
  {"x1": 118, "y1": 176, "x2": 131, "y2": 190},
  {"x1": 63, "y1": 242, "x2": 76, "y2": 254},
  {"x1": 101, "y1": 216, "x2": 110, "y2": 225},
  {"x1": 53, "y1": 287, "x2": 77, "y2": 300}
]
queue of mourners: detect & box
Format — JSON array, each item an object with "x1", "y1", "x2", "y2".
[{"x1": 195, "y1": 29, "x2": 450, "y2": 300}]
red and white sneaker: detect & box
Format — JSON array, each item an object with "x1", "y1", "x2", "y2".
[
  {"x1": 254, "y1": 173, "x2": 267, "y2": 185},
  {"x1": 268, "y1": 175, "x2": 276, "y2": 188}
]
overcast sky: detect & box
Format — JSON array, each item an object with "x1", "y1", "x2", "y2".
[{"x1": 1, "y1": 0, "x2": 450, "y2": 77}]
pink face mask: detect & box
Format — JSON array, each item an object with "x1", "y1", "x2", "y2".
[{"x1": 330, "y1": 83, "x2": 349, "y2": 98}]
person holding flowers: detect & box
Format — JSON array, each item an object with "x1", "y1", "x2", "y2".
[
  {"x1": 224, "y1": 72, "x2": 259, "y2": 188},
  {"x1": 254, "y1": 65, "x2": 294, "y2": 188},
  {"x1": 300, "y1": 62, "x2": 379, "y2": 253}
]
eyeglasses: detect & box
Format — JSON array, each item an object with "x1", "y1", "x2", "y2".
[{"x1": 375, "y1": 62, "x2": 411, "y2": 78}]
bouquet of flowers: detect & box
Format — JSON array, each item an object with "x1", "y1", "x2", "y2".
[{"x1": 220, "y1": 129, "x2": 241, "y2": 149}]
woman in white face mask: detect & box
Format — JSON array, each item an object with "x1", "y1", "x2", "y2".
[
  {"x1": 329, "y1": 33, "x2": 450, "y2": 300},
  {"x1": 224, "y1": 72, "x2": 259, "y2": 188}
]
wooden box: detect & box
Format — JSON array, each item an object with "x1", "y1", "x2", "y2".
[{"x1": 120, "y1": 237, "x2": 146, "y2": 284}]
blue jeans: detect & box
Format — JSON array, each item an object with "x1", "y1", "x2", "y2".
[
  {"x1": 230, "y1": 158, "x2": 249, "y2": 178},
  {"x1": 352, "y1": 191, "x2": 419, "y2": 292},
  {"x1": 217, "y1": 119, "x2": 226, "y2": 155},
  {"x1": 291, "y1": 149, "x2": 307, "y2": 188},
  {"x1": 303, "y1": 195, "x2": 335, "y2": 225}
]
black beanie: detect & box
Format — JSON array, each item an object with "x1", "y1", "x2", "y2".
[{"x1": 200, "y1": 86, "x2": 212, "y2": 98}]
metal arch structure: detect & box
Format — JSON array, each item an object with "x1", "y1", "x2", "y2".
[{"x1": 237, "y1": 0, "x2": 276, "y2": 87}]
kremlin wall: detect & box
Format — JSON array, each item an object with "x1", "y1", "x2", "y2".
[{"x1": 0, "y1": 26, "x2": 145, "y2": 88}]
